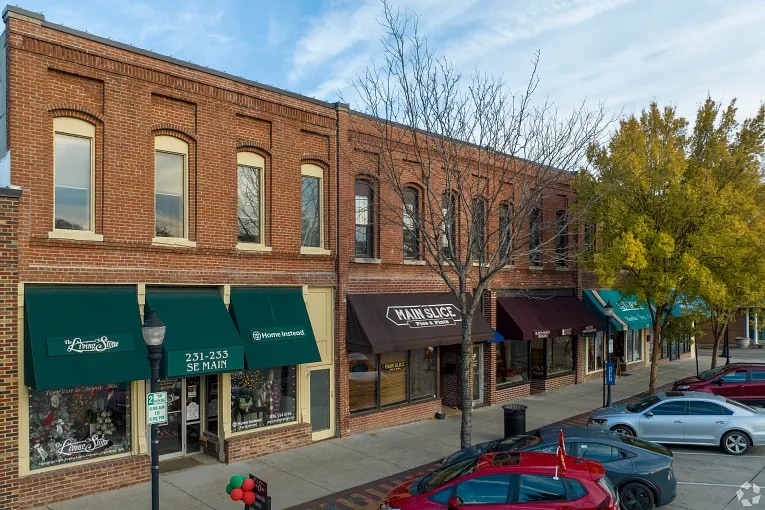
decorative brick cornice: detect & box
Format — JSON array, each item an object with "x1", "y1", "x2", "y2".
[
  {"x1": 149, "y1": 124, "x2": 196, "y2": 141},
  {"x1": 48, "y1": 105, "x2": 104, "y2": 124},
  {"x1": 301, "y1": 153, "x2": 329, "y2": 166},
  {"x1": 236, "y1": 140, "x2": 271, "y2": 156}
]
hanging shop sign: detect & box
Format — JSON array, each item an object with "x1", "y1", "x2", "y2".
[
  {"x1": 47, "y1": 334, "x2": 134, "y2": 356},
  {"x1": 386, "y1": 304, "x2": 460, "y2": 328},
  {"x1": 382, "y1": 361, "x2": 406, "y2": 371}
]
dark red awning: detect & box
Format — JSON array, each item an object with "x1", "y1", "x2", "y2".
[{"x1": 496, "y1": 296, "x2": 601, "y2": 341}]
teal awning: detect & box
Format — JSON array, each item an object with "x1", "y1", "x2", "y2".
[
  {"x1": 583, "y1": 289, "x2": 652, "y2": 331},
  {"x1": 145, "y1": 288, "x2": 245, "y2": 378},
  {"x1": 24, "y1": 285, "x2": 150, "y2": 390},
  {"x1": 229, "y1": 287, "x2": 321, "y2": 369}
]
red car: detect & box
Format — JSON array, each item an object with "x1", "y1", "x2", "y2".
[
  {"x1": 381, "y1": 451, "x2": 619, "y2": 510},
  {"x1": 672, "y1": 363, "x2": 765, "y2": 405}
]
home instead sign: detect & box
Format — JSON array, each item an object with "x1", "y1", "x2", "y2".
[{"x1": 386, "y1": 304, "x2": 461, "y2": 328}]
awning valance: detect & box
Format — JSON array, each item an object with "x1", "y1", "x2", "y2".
[
  {"x1": 496, "y1": 296, "x2": 600, "y2": 341},
  {"x1": 24, "y1": 285, "x2": 150, "y2": 390},
  {"x1": 229, "y1": 287, "x2": 321, "y2": 369},
  {"x1": 583, "y1": 290, "x2": 652, "y2": 331},
  {"x1": 347, "y1": 292, "x2": 494, "y2": 354},
  {"x1": 145, "y1": 288, "x2": 245, "y2": 378}
]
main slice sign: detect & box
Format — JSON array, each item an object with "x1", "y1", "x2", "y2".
[{"x1": 386, "y1": 304, "x2": 460, "y2": 328}]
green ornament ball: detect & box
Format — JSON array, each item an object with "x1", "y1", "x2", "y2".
[
  {"x1": 229, "y1": 475, "x2": 246, "y2": 489},
  {"x1": 225, "y1": 484, "x2": 234, "y2": 495}
]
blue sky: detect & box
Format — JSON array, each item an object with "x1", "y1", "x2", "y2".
[{"x1": 11, "y1": 0, "x2": 765, "y2": 123}]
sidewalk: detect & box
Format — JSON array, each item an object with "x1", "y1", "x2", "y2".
[{"x1": 39, "y1": 357, "x2": 701, "y2": 510}]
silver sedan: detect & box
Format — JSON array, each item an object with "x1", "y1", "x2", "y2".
[{"x1": 588, "y1": 391, "x2": 765, "y2": 455}]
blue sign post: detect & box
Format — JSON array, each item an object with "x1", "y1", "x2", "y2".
[{"x1": 606, "y1": 361, "x2": 616, "y2": 386}]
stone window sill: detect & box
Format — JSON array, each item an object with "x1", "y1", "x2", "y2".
[
  {"x1": 48, "y1": 230, "x2": 104, "y2": 242},
  {"x1": 152, "y1": 237, "x2": 197, "y2": 248},
  {"x1": 236, "y1": 243, "x2": 273, "y2": 253},
  {"x1": 300, "y1": 247, "x2": 331, "y2": 256},
  {"x1": 403, "y1": 259, "x2": 426, "y2": 265},
  {"x1": 354, "y1": 257, "x2": 381, "y2": 264}
]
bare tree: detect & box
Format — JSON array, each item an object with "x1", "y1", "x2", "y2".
[{"x1": 348, "y1": 1, "x2": 609, "y2": 448}]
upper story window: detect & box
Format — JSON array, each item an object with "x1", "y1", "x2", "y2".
[
  {"x1": 237, "y1": 152, "x2": 265, "y2": 245},
  {"x1": 529, "y1": 208, "x2": 541, "y2": 266},
  {"x1": 301, "y1": 164, "x2": 324, "y2": 250},
  {"x1": 440, "y1": 192, "x2": 457, "y2": 258},
  {"x1": 53, "y1": 118, "x2": 94, "y2": 232},
  {"x1": 354, "y1": 179, "x2": 375, "y2": 257},
  {"x1": 154, "y1": 136, "x2": 188, "y2": 239},
  {"x1": 403, "y1": 187, "x2": 420, "y2": 260},
  {"x1": 555, "y1": 210, "x2": 568, "y2": 267},
  {"x1": 584, "y1": 222, "x2": 596, "y2": 253},
  {"x1": 499, "y1": 203, "x2": 513, "y2": 263},
  {"x1": 470, "y1": 197, "x2": 486, "y2": 261}
]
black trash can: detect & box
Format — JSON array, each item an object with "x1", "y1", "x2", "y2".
[{"x1": 502, "y1": 404, "x2": 527, "y2": 438}]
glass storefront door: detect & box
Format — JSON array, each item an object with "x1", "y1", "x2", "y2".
[
  {"x1": 472, "y1": 344, "x2": 484, "y2": 405},
  {"x1": 157, "y1": 376, "x2": 202, "y2": 458}
]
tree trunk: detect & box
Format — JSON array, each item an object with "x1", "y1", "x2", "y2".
[
  {"x1": 710, "y1": 330, "x2": 724, "y2": 369},
  {"x1": 648, "y1": 320, "x2": 662, "y2": 394},
  {"x1": 460, "y1": 311, "x2": 473, "y2": 449}
]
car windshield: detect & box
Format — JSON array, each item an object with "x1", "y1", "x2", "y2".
[
  {"x1": 418, "y1": 457, "x2": 478, "y2": 494},
  {"x1": 725, "y1": 398, "x2": 758, "y2": 414},
  {"x1": 626, "y1": 395, "x2": 661, "y2": 413},
  {"x1": 498, "y1": 431, "x2": 544, "y2": 451},
  {"x1": 697, "y1": 366, "x2": 727, "y2": 381}
]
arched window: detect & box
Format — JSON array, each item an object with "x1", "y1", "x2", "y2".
[
  {"x1": 53, "y1": 117, "x2": 95, "y2": 232},
  {"x1": 470, "y1": 197, "x2": 486, "y2": 261},
  {"x1": 499, "y1": 203, "x2": 514, "y2": 262},
  {"x1": 301, "y1": 164, "x2": 324, "y2": 249},
  {"x1": 154, "y1": 135, "x2": 188, "y2": 239},
  {"x1": 441, "y1": 192, "x2": 457, "y2": 258},
  {"x1": 237, "y1": 152, "x2": 265, "y2": 245},
  {"x1": 354, "y1": 179, "x2": 374, "y2": 257},
  {"x1": 529, "y1": 208, "x2": 541, "y2": 266},
  {"x1": 403, "y1": 187, "x2": 420, "y2": 260},
  {"x1": 555, "y1": 210, "x2": 568, "y2": 267}
]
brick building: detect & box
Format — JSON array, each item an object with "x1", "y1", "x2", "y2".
[{"x1": 2, "y1": 6, "x2": 337, "y2": 508}]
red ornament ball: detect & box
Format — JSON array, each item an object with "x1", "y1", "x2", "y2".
[
  {"x1": 242, "y1": 491, "x2": 256, "y2": 505},
  {"x1": 230, "y1": 488, "x2": 244, "y2": 501},
  {"x1": 241, "y1": 478, "x2": 255, "y2": 492}
]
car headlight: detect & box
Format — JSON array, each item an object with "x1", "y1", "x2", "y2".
[
  {"x1": 676, "y1": 384, "x2": 690, "y2": 390},
  {"x1": 589, "y1": 418, "x2": 608, "y2": 426}
]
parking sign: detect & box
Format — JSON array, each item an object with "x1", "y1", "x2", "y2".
[{"x1": 147, "y1": 391, "x2": 168, "y2": 425}]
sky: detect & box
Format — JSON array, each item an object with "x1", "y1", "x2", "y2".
[{"x1": 10, "y1": 0, "x2": 765, "y2": 124}]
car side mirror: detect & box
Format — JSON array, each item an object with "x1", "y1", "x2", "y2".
[
  {"x1": 644, "y1": 411, "x2": 654, "y2": 417},
  {"x1": 448, "y1": 496, "x2": 463, "y2": 510}
]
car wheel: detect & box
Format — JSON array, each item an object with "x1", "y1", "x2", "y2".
[
  {"x1": 610, "y1": 425, "x2": 636, "y2": 437},
  {"x1": 722, "y1": 430, "x2": 749, "y2": 455},
  {"x1": 620, "y1": 482, "x2": 655, "y2": 510}
]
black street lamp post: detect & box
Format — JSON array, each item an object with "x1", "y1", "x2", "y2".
[
  {"x1": 142, "y1": 310, "x2": 166, "y2": 510},
  {"x1": 603, "y1": 301, "x2": 615, "y2": 407}
]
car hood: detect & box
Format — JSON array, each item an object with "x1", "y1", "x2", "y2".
[
  {"x1": 383, "y1": 478, "x2": 416, "y2": 508},
  {"x1": 591, "y1": 404, "x2": 630, "y2": 418},
  {"x1": 673, "y1": 376, "x2": 701, "y2": 387}
]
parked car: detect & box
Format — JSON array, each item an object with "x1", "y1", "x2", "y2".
[
  {"x1": 672, "y1": 363, "x2": 765, "y2": 405},
  {"x1": 588, "y1": 391, "x2": 765, "y2": 455},
  {"x1": 381, "y1": 451, "x2": 619, "y2": 510},
  {"x1": 439, "y1": 426, "x2": 674, "y2": 510}
]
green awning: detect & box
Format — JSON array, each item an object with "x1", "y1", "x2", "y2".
[
  {"x1": 229, "y1": 287, "x2": 321, "y2": 369},
  {"x1": 24, "y1": 285, "x2": 150, "y2": 390},
  {"x1": 583, "y1": 289, "x2": 652, "y2": 331},
  {"x1": 145, "y1": 288, "x2": 245, "y2": 378}
]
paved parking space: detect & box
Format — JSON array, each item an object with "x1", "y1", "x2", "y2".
[{"x1": 668, "y1": 445, "x2": 765, "y2": 509}]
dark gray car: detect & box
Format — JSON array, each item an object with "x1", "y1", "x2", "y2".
[{"x1": 439, "y1": 426, "x2": 676, "y2": 510}]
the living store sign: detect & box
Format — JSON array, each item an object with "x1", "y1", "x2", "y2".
[
  {"x1": 386, "y1": 304, "x2": 461, "y2": 328},
  {"x1": 47, "y1": 334, "x2": 134, "y2": 356}
]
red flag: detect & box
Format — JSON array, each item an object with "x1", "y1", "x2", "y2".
[{"x1": 555, "y1": 429, "x2": 566, "y2": 478}]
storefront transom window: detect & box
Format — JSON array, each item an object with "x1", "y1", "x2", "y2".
[
  {"x1": 29, "y1": 383, "x2": 131, "y2": 470},
  {"x1": 231, "y1": 366, "x2": 297, "y2": 432}
]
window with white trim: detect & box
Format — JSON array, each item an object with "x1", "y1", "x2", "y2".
[
  {"x1": 301, "y1": 164, "x2": 324, "y2": 249},
  {"x1": 53, "y1": 118, "x2": 95, "y2": 232},
  {"x1": 237, "y1": 152, "x2": 265, "y2": 245},
  {"x1": 154, "y1": 136, "x2": 188, "y2": 239}
]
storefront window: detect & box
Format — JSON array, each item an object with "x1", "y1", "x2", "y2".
[
  {"x1": 587, "y1": 333, "x2": 603, "y2": 372},
  {"x1": 547, "y1": 336, "x2": 574, "y2": 375},
  {"x1": 496, "y1": 341, "x2": 530, "y2": 385},
  {"x1": 349, "y1": 352, "x2": 378, "y2": 412},
  {"x1": 231, "y1": 366, "x2": 297, "y2": 432},
  {"x1": 626, "y1": 330, "x2": 643, "y2": 362},
  {"x1": 410, "y1": 347, "x2": 436, "y2": 400},
  {"x1": 380, "y1": 352, "x2": 407, "y2": 407},
  {"x1": 29, "y1": 383, "x2": 131, "y2": 471},
  {"x1": 349, "y1": 348, "x2": 437, "y2": 414}
]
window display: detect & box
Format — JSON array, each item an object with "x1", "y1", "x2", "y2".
[
  {"x1": 496, "y1": 341, "x2": 529, "y2": 385},
  {"x1": 547, "y1": 336, "x2": 574, "y2": 375},
  {"x1": 409, "y1": 347, "x2": 436, "y2": 400},
  {"x1": 380, "y1": 352, "x2": 407, "y2": 407},
  {"x1": 28, "y1": 383, "x2": 131, "y2": 470},
  {"x1": 587, "y1": 333, "x2": 604, "y2": 372},
  {"x1": 231, "y1": 366, "x2": 296, "y2": 432}
]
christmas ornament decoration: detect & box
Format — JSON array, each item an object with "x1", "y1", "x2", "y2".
[{"x1": 230, "y1": 488, "x2": 243, "y2": 501}]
